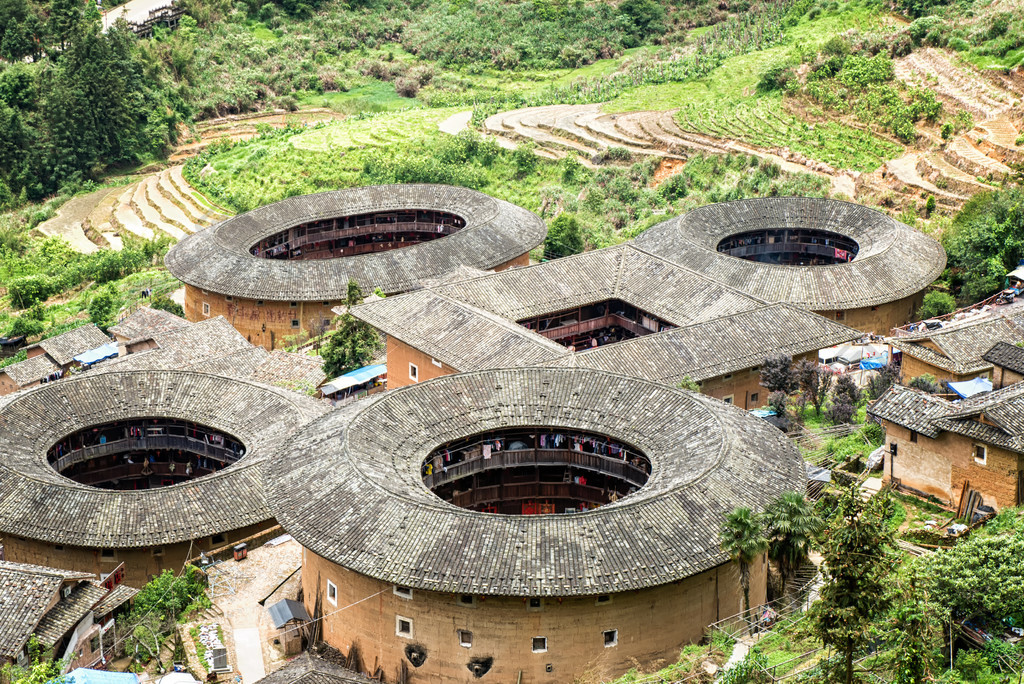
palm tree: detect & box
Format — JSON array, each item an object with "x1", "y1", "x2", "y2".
[
  {"x1": 720, "y1": 506, "x2": 768, "y2": 619},
  {"x1": 764, "y1": 491, "x2": 822, "y2": 596}
]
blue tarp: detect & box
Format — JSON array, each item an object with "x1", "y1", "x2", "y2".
[
  {"x1": 74, "y1": 342, "x2": 118, "y2": 366},
  {"x1": 860, "y1": 354, "x2": 889, "y2": 370},
  {"x1": 750, "y1": 408, "x2": 778, "y2": 418},
  {"x1": 61, "y1": 669, "x2": 139, "y2": 684},
  {"x1": 948, "y1": 377, "x2": 993, "y2": 399},
  {"x1": 321, "y1": 363, "x2": 387, "y2": 395}
]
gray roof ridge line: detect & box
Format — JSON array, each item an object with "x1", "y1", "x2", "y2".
[{"x1": 622, "y1": 243, "x2": 773, "y2": 305}]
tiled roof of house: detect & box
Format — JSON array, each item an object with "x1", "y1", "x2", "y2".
[
  {"x1": 165, "y1": 184, "x2": 546, "y2": 300},
  {"x1": 352, "y1": 247, "x2": 859, "y2": 380},
  {"x1": 28, "y1": 324, "x2": 111, "y2": 366},
  {"x1": 109, "y1": 306, "x2": 190, "y2": 342},
  {"x1": 2, "y1": 353, "x2": 59, "y2": 388},
  {"x1": 632, "y1": 197, "x2": 945, "y2": 310},
  {"x1": 34, "y1": 581, "x2": 107, "y2": 647},
  {"x1": 982, "y1": 341, "x2": 1024, "y2": 376},
  {"x1": 869, "y1": 382, "x2": 1024, "y2": 452},
  {"x1": 90, "y1": 583, "x2": 139, "y2": 617},
  {"x1": 0, "y1": 560, "x2": 93, "y2": 659},
  {"x1": 0, "y1": 370, "x2": 325, "y2": 548},
  {"x1": 268, "y1": 367, "x2": 806, "y2": 597},
  {"x1": 99, "y1": 317, "x2": 271, "y2": 379},
  {"x1": 256, "y1": 653, "x2": 372, "y2": 684},
  {"x1": 251, "y1": 351, "x2": 328, "y2": 392},
  {"x1": 889, "y1": 315, "x2": 1024, "y2": 376}
]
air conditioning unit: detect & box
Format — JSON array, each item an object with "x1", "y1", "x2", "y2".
[{"x1": 62, "y1": 585, "x2": 72, "y2": 599}]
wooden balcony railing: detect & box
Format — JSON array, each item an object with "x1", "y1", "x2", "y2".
[
  {"x1": 52, "y1": 436, "x2": 240, "y2": 472},
  {"x1": 424, "y1": 448, "x2": 648, "y2": 490}
]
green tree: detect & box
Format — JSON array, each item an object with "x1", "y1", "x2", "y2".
[
  {"x1": 797, "y1": 359, "x2": 832, "y2": 416},
  {"x1": 544, "y1": 212, "x2": 584, "y2": 260},
  {"x1": 888, "y1": 574, "x2": 938, "y2": 684},
  {"x1": 763, "y1": 491, "x2": 821, "y2": 595},
  {"x1": 915, "y1": 291, "x2": 956, "y2": 320},
  {"x1": 512, "y1": 142, "x2": 537, "y2": 178},
  {"x1": 150, "y1": 294, "x2": 184, "y2": 317},
  {"x1": 320, "y1": 280, "x2": 382, "y2": 378},
  {"x1": 47, "y1": 0, "x2": 82, "y2": 51},
  {"x1": 677, "y1": 376, "x2": 699, "y2": 391},
  {"x1": 720, "y1": 507, "x2": 768, "y2": 619},
  {"x1": 809, "y1": 486, "x2": 895, "y2": 684},
  {"x1": 1, "y1": 637, "x2": 68, "y2": 684},
  {"x1": 87, "y1": 284, "x2": 119, "y2": 329}
]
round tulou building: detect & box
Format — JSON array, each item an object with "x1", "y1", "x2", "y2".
[
  {"x1": 633, "y1": 197, "x2": 945, "y2": 335},
  {"x1": 0, "y1": 370, "x2": 324, "y2": 587},
  {"x1": 269, "y1": 367, "x2": 805, "y2": 683},
  {"x1": 165, "y1": 184, "x2": 547, "y2": 350}
]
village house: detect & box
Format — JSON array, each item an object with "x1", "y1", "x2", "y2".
[
  {"x1": 0, "y1": 324, "x2": 113, "y2": 396},
  {"x1": 888, "y1": 314, "x2": 1024, "y2": 386},
  {"x1": 869, "y1": 383, "x2": 1024, "y2": 511},
  {"x1": 352, "y1": 243, "x2": 859, "y2": 408},
  {"x1": 983, "y1": 341, "x2": 1024, "y2": 389},
  {"x1": 0, "y1": 560, "x2": 136, "y2": 669}
]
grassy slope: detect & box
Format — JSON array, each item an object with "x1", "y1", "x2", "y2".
[{"x1": 604, "y1": 2, "x2": 905, "y2": 171}]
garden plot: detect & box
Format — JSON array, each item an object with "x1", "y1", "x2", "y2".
[{"x1": 290, "y1": 108, "x2": 459, "y2": 151}]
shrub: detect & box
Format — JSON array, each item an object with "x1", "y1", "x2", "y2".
[
  {"x1": 908, "y1": 373, "x2": 942, "y2": 394},
  {"x1": 150, "y1": 295, "x2": 184, "y2": 318},
  {"x1": 7, "y1": 274, "x2": 57, "y2": 309},
  {"x1": 512, "y1": 143, "x2": 537, "y2": 178},
  {"x1": 916, "y1": 291, "x2": 956, "y2": 320},
  {"x1": 394, "y1": 77, "x2": 420, "y2": 98},
  {"x1": 544, "y1": 212, "x2": 584, "y2": 259},
  {"x1": 757, "y1": 64, "x2": 794, "y2": 93}
]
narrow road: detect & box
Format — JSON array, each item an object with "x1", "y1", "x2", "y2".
[{"x1": 102, "y1": 0, "x2": 172, "y2": 30}]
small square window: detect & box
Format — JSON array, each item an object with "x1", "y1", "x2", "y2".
[
  {"x1": 603, "y1": 630, "x2": 618, "y2": 647},
  {"x1": 458, "y1": 630, "x2": 473, "y2": 648},
  {"x1": 910, "y1": 431, "x2": 918, "y2": 443},
  {"x1": 974, "y1": 444, "x2": 987, "y2": 465},
  {"x1": 291, "y1": 319, "x2": 300, "y2": 329},
  {"x1": 322, "y1": 301, "x2": 330, "y2": 307},
  {"x1": 202, "y1": 302, "x2": 210, "y2": 316},
  {"x1": 54, "y1": 545, "x2": 64, "y2": 551},
  {"x1": 152, "y1": 547, "x2": 164, "y2": 557},
  {"x1": 722, "y1": 395, "x2": 734, "y2": 405},
  {"x1": 409, "y1": 363, "x2": 419, "y2": 382},
  {"x1": 431, "y1": 358, "x2": 443, "y2": 368},
  {"x1": 532, "y1": 637, "x2": 547, "y2": 653},
  {"x1": 459, "y1": 594, "x2": 474, "y2": 606},
  {"x1": 211, "y1": 533, "x2": 226, "y2": 545},
  {"x1": 326, "y1": 580, "x2": 338, "y2": 606},
  {"x1": 750, "y1": 392, "x2": 759, "y2": 404},
  {"x1": 290, "y1": 301, "x2": 298, "y2": 308},
  {"x1": 528, "y1": 597, "x2": 542, "y2": 609},
  {"x1": 595, "y1": 595, "x2": 611, "y2": 605},
  {"x1": 225, "y1": 295, "x2": 233, "y2": 302},
  {"x1": 394, "y1": 585, "x2": 413, "y2": 599},
  {"x1": 723, "y1": 373, "x2": 733, "y2": 380},
  {"x1": 256, "y1": 300, "x2": 264, "y2": 307},
  {"x1": 836, "y1": 311, "x2": 845, "y2": 321},
  {"x1": 101, "y1": 549, "x2": 115, "y2": 559},
  {"x1": 396, "y1": 616, "x2": 414, "y2": 638}
]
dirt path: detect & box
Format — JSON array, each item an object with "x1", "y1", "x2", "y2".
[
  {"x1": 438, "y1": 110, "x2": 472, "y2": 135},
  {"x1": 170, "y1": 109, "x2": 346, "y2": 161}
]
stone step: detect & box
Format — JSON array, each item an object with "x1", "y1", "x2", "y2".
[{"x1": 917, "y1": 154, "x2": 996, "y2": 196}]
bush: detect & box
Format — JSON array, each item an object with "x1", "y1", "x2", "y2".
[
  {"x1": 512, "y1": 143, "x2": 537, "y2": 178},
  {"x1": 7, "y1": 274, "x2": 57, "y2": 309},
  {"x1": 544, "y1": 213, "x2": 584, "y2": 259},
  {"x1": 908, "y1": 373, "x2": 943, "y2": 394},
  {"x1": 916, "y1": 290, "x2": 956, "y2": 320},
  {"x1": 150, "y1": 295, "x2": 184, "y2": 317}
]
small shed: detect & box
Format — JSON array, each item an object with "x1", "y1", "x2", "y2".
[
  {"x1": 267, "y1": 599, "x2": 310, "y2": 655},
  {"x1": 321, "y1": 364, "x2": 387, "y2": 403}
]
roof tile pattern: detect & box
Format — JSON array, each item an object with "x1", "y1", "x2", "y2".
[
  {"x1": 256, "y1": 653, "x2": 372, "y2": 684},
  {"x1": 34, "y1": 581, "x2": 107, "y2": 646},
  {"x1": 983, "y1": 341, "x2": 1024, "y2": 376},
  {"x1": 633, "y1": 198, "x2": 945, "y2": 310},
  {"x1": 2, "y1": 354, "x2": 59, "y2": 387},
  {"x1": 890, "y1": 315, "x2": 1024, "y2": 375},
  {"x1": 33, "y1": 324, "x2": 111, "y2": 366},
  {"x1": 109, "y1": 307, "x2": 190, "y2": 341},
  {"x1": 165, "y1": 185, "x2": 546, "y2": 300},
  {"x1": 0, "y1": 561, "x2": 91, "y2": 659},
  {"x1": 268, "y1": 368, "x2": 805, "y2": 596},
  {"x1": 0, "y1": 371, "x2": 325, "y2": 548},
  {"x1": 251, "y1": 351, "x2": 328, "y2": 391}
]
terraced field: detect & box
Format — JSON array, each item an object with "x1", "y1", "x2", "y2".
[
  {"x1": 291, "y1": 107, "x2": 460, "y2": 151},
  {"x1": 43, "y1": 166, "x2": 233, "y2": 253}
]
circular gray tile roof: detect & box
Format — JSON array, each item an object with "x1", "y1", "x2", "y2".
[
  {"x1": 633, "y1": 197, "x2": 945, "y2": 310},
  {"x1": 268, "y1": 367, "x2": 805, "y2": 597},
  {"x1": 165, "y1": 184, "x2": 547, "y2": 301},
  {"x1": 0, "y1": 371, "x2": 326, "y2": 548}
]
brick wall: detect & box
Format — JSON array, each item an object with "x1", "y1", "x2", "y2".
[
  {"x1": 815, "y1": 292, "x2": 923, "y2": 336},
  {"x1": 881, "y1": 421, "x2": 1023, "y2": 509},
  {"x1": 699, "y1": 350, "x2": 817, "y2": 409},
  {"x1": 992, "y1": 366, "x2": 1024, "y2": 389},
  {"x1": 303, "y1": 548, "x2": 765, "y2": 684},
  {"x1": 0, "y1": 520, "x2": 272, "y2": 588}
]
